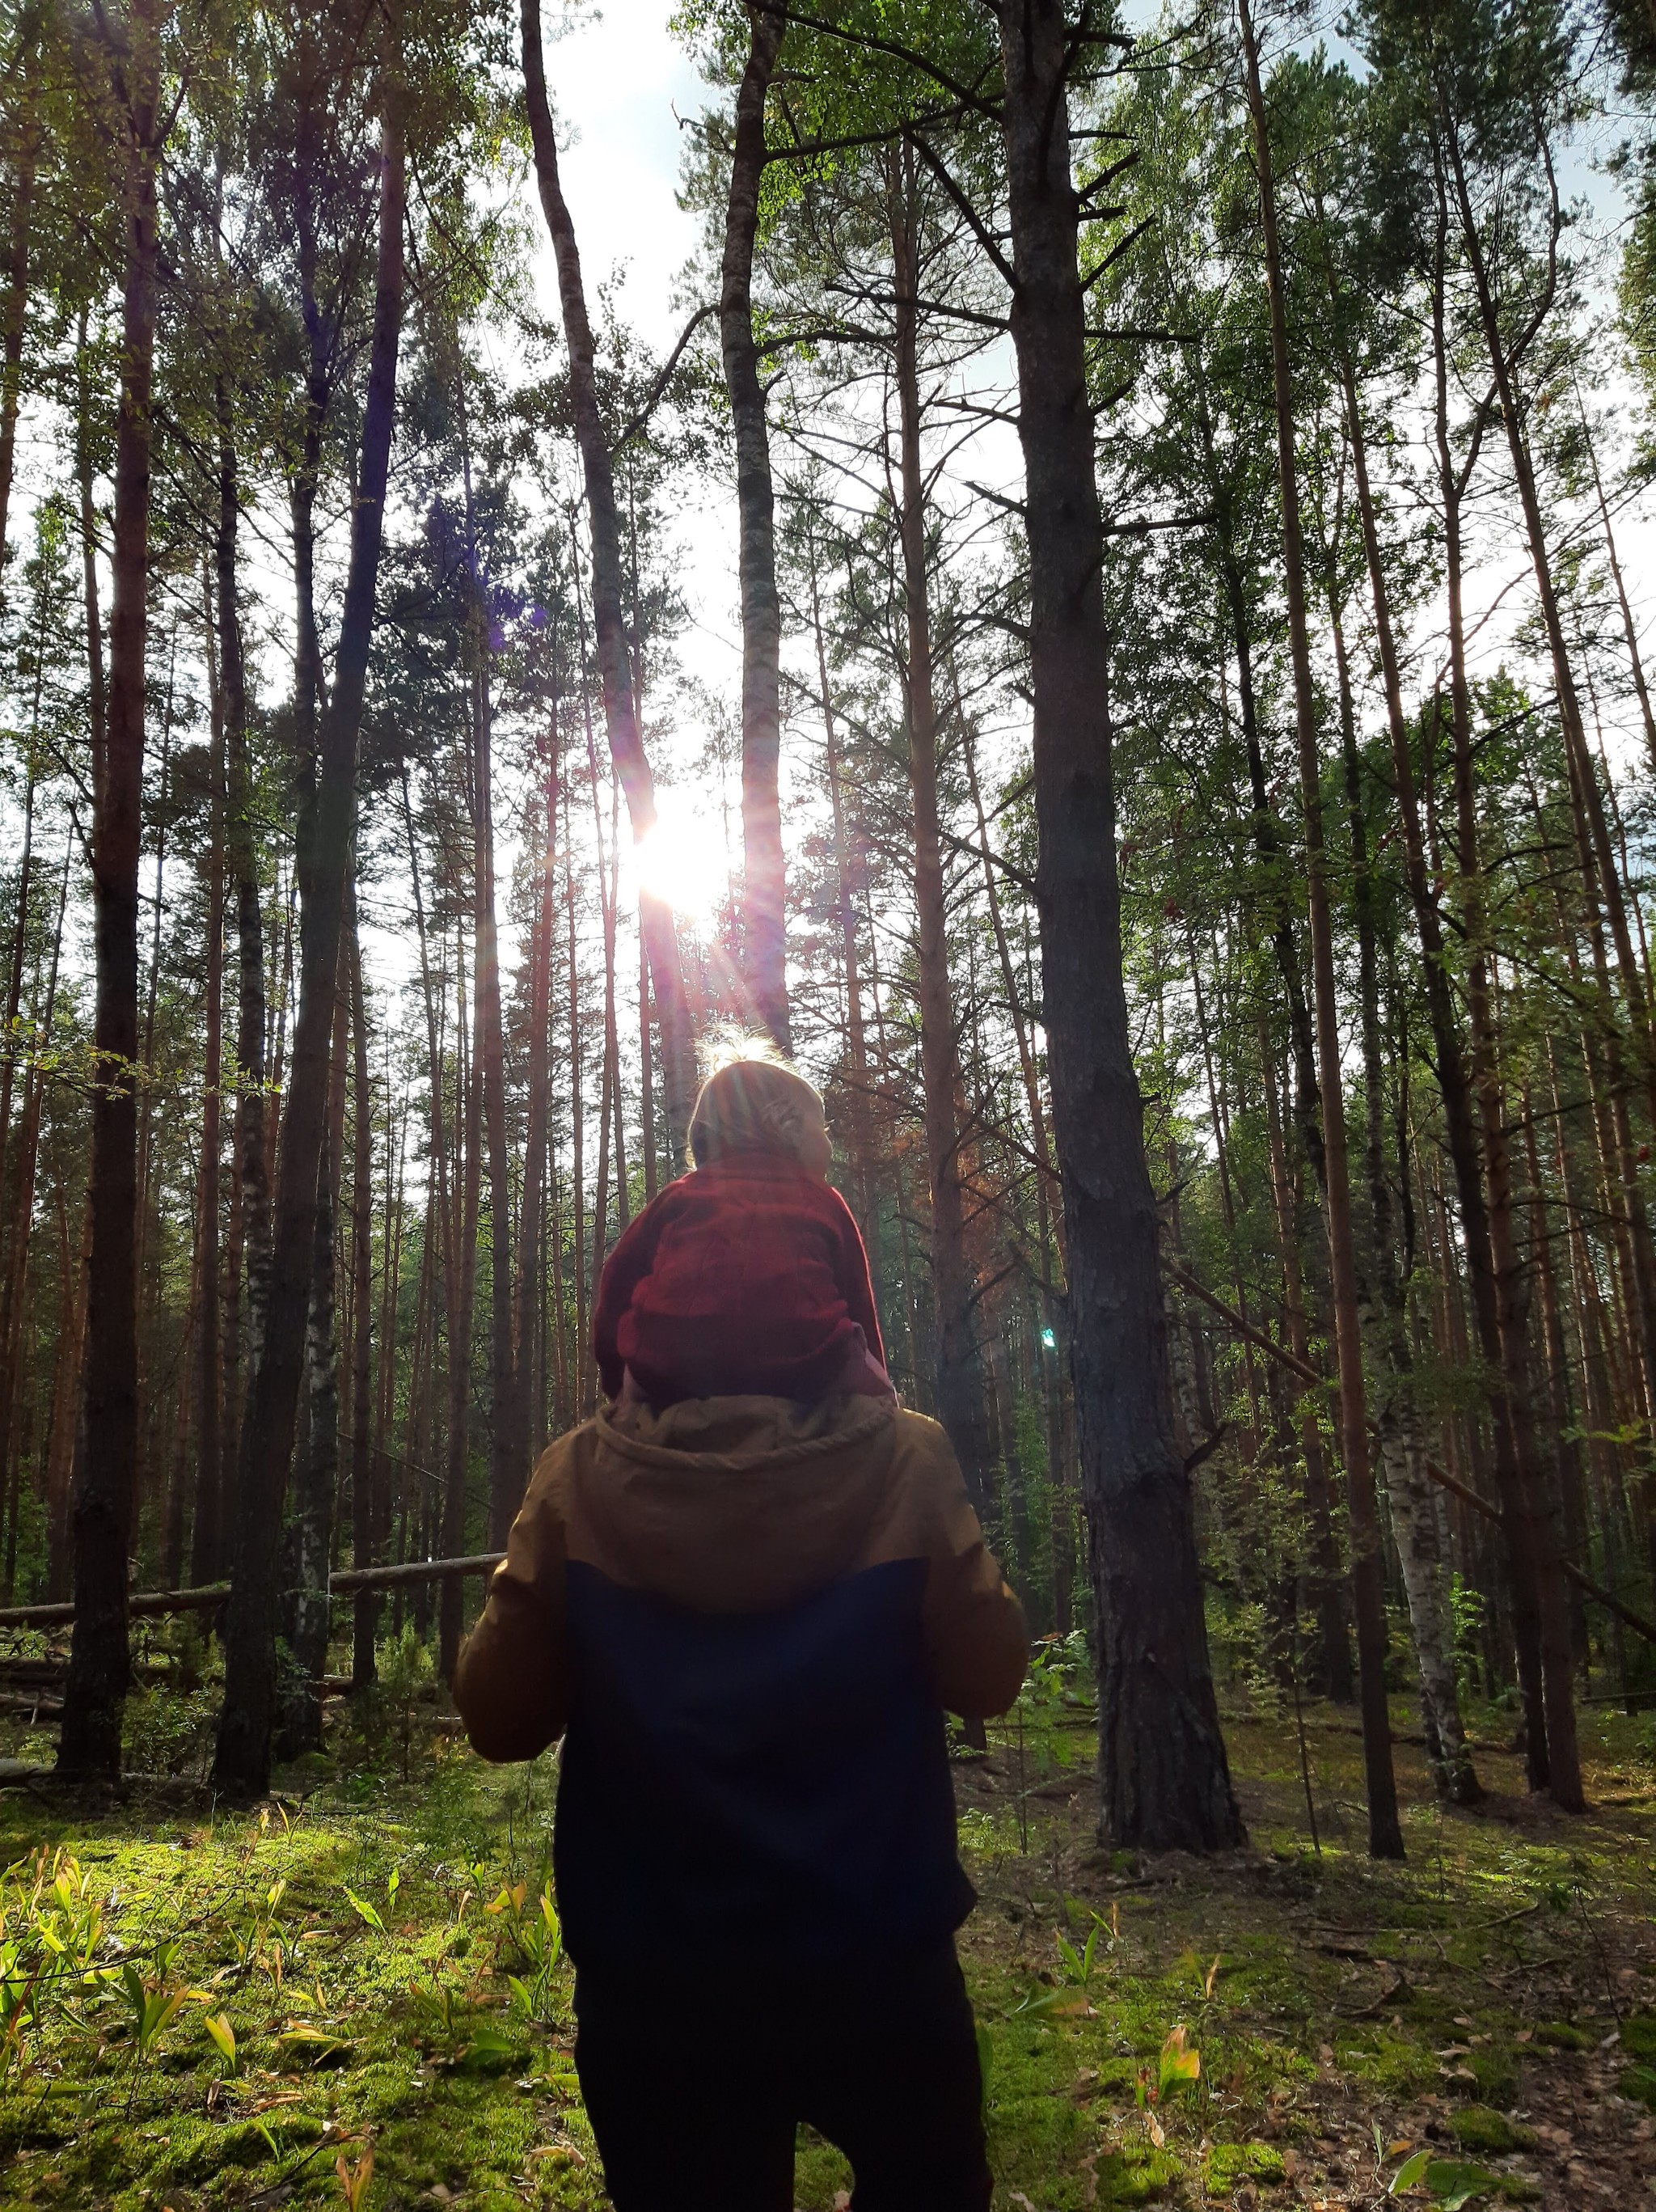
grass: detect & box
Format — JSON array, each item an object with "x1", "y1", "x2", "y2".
[{"x1": 2, "y1": 1676, "x2": 1655, "y2": 2208}]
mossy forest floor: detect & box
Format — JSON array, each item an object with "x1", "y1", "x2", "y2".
[{"x1": 2, "y1": 1683, "x2": 1656, "y2": 2210}]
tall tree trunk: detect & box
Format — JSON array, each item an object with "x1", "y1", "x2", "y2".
[
  {"x1": 0, "y1": 827, "x2": 66, "y2": 1557},
  {"x1": 566, "y1": 777, "x2": 589, "y2": 1419},
  {"x1": 889, "y1": 153, "x2": 995, "y2": 1516},
  {"x1": 0, "y1": 756, "x2": 33, "y2": 1220},
  {"x1": 1322, "y1": 505, "x2": 1477, "y2": 1803},
  {"x1": 809, "y1": 543, "x2": 876, "y2": 1233},
  {"x1": 1259, "y1": 1013, "x2": 1351, "y2": 1699},
  {"x1": 219, "y1": 392, "x2": 267, "y2": 1568},
  {"x1": 74, "y1": 307, "x2": 107, "y2": 788},
  {"x1": 213, "y1": 76, "x2": 404, "y2": 1798},
  {"x1": 1525, "y1": 1099, "x2": 1591, "y2": 1670},
  {"x1": 720, "y1": 4, "x2": 788, "y2": 1047},
  {"x1": 44, "y1": 1199, "x2": 91, "y2": 1601},
  {"x1": 996, "y1": 0, "x2": 1242, "y2": 1850},
  {"x1": 522, "y1": 0, "x2": 697, "y2": 1153},
  {"x1": 458, "y1": 421, "x2": 524, "y2": 1550},
  {"x1": 1331, "y1": 248, "x2": 1550, "y2": 1745},
  {"x1": 279, "y1": 925, "x2": 349, "y2": 1757},
  {"x1": 517, "y1": 700, "x2": 559, "y2": 1464},
  {"x1": 1413, "y1": 214, "x2": 1565, "y2": 1791},
  {"x1": 1185, "y1": 350, "x2": 1323, "y2": 1186},
  {"x1": 190, "y1": 573, "x2": 226, "y2": 1588},
  {"x1": 1238, "y1": 0, "x2": 1400, "y2": 1855},
  {"x1": 440, "y1": 947, "x2": 480, "y2": 1684},
  {"x1": 349, "y1": 898, "x2": 375, "y2": 1688},
  {"x1": 58, "y1": 0, "x2": 164, "y2": 1780},
  {"x1": 1574, "y1": 385, "x2": 1656, "y2": 775}
]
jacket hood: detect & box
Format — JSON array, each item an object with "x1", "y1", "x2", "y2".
[{"x1": 577, "y1": 1393, "x2": 903, "y2": 1614}]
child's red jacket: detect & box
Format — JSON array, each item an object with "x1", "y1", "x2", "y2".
[{"x1": 592, "y1": 1153, "x2": 885, "y2": 1406}]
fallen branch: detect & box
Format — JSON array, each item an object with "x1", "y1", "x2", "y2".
[{"x1": 0, "y1": 1552, "x2": 505, "y2": 1631}]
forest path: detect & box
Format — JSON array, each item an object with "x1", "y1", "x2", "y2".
[{"x1": 1, "y1": 1696, "x2": 1654, "y2": 2208}]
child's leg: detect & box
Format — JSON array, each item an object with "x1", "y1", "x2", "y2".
[
  {"x1": 796, "y1": 1942, "x2": 991, "y2": 2211},
  {"x1": 573, "y1": 1967, "x2": 796, "y2": 2212}
]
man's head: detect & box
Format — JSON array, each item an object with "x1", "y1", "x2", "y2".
[{"x1": 688, "y1": 1051, "x2": 833, "y2": 1178}]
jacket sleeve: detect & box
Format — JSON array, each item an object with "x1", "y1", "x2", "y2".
[
  {"x1": 591, "y1": 1193, "x2": 668, "y2": 1401},
  {"x1": 914, "y1": 1427, "x2": 1028, "y2": 1719},
  {"x1": 453, "y1": 1442, "x2": 572, "y2": 1762}
]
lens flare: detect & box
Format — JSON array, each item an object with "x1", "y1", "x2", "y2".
[{"x1": 632, "y1": 801, "x2": 729, "y2": 924}]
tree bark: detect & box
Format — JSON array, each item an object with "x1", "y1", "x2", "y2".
[
  {"x1": 808, "y1": 543, "x2": 877, "y2": 1234},
  {"x1": 349, "y1": 905, "x2": 375, "y2": 1688},
  {"x1": 1237, "y1": 0, "x2": 1400, "y2": 1855},
  {"x1": 1259, "y1": 1013, "x2": 1351, "y2": 1698},
  {"x1": 522, "y1": 0, "x2": 697, "y2": 1155},
  {"x1": 440, "y1": 945, "x2": 480, "y2": 1684},
  {"x1": 218, "y1": 391, "x2": 267, "y2": 1571},
  {"x1": 58, "y1": 0, "x2": 165, "y2": 1781},
  {"x1": 517, "y1": 694, "x2": 559, "y2": 1464},
  {"x1": 0, "y1": 827, "x2": 66, "y2": 1566},
  {"x1": 1322, "y1": 503, "x2": 1476, "y2": 1804},
  {"x1": 720, "y1": 5, "x2": 788, "y2": 1047},
  {"x1": 996, "y1": 0, "x2": 1242, "y2": 1850},
  {"x1": 189, "y1": 569, "x2": 226, "y2": 1589},
  {"x1": 213, "y1": 74, "x2": 404, "y2": 1798},
  {"x1": 44, "y1": 1200, "x2": 91, "y2": 1602},
  {"x1": 277, "y1": 941, "x2": 347, "y2": 1759},
  {"x1": 889, "y1": 151, "x2": 995, "y2": 1515},
  {"x1": 458, "y1": 413, "x2": 524, "y2": 1550}
]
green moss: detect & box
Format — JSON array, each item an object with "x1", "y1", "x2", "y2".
[
  {"x1": 1205, "y1": 2138, "x2": 1287, "y2": 2187},
  {"x1": 1449, "y1": 2106, "x2": 1536, "y2": 2155},
  {"x1": 1468, "y1": 2044, "x2": 1520, "y2": 2109},
  {"x1": 1096, "y1": 2142, "x2": 1185, "y2": 2204},
  {"x1": 1346, "y1": 2026, "x2": 1439, "y2": 2101},
  {"x1": 1620, "y1": 2062, "x2": 1656, "y2": 2109},
  {"x1": 1423, "y1": 2158, "x2": 1539, "y2": 2204},
  {"x1": 6, "y1": 1698, "x2": 1656, "y2": 2210}
]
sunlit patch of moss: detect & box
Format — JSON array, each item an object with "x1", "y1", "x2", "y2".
[
  {"x1": 1450, "y1": 2104, "x2": 1536, "y2": 2155},
  {"x1": 796, "y1": 2124, "x2": 854, "y2": 2205},
  {"x1": 1204, "y1": 2138, "x2": 1286, "y2": 2188},
  {"x1": 1339, "y1": 2024, "x2": 1439, "y2": 2101},
  {"x1": 1093, "y1": 2139, "x2": 1185, "y2": 2203}
]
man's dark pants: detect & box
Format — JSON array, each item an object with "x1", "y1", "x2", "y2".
[{"x1": 572, "y1": 1937, "x2": 993, "y2": 2211}]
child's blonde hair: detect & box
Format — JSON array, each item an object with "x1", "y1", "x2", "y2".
[{"x1": 688, "y1": 1046, "x2": 824, "y2": 1169}]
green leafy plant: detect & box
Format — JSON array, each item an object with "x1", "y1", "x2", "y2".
[
  {"x1": 118, "y1": 1958, "x2": 188, "y2": 2061},
  {"x1": 1387, "y1": 2147, "x2": 1508, "y2": 2209},
  {"x1": 201, "y1": 2009, "x2": 241, "y2": 2077},
  {"x1": 342, "y1": 1883, "x2": 387, "y2": 1937},
  {"x1": 1157, "y1": 2023, "x2": 1201, "y2": 2101},
  {"x1": 1056, "y1": 1912, "x2": 1111, "y2": 1989},
  {"x1": 335, "y1": 2143, "x2": 374, "y2": 2210},
  {"x1": 488, "y1": 1875, "x2": 565, "y2": 2029},
  {"x1": 0, "y1": 1943, "x2": 38, "y2": 2080}
]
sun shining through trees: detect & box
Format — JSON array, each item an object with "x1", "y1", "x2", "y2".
[{"x1": 629, "y1": 797, "x2": 732, "y2": 929}]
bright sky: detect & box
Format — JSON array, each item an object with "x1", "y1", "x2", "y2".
[{"x1": 543, "y1": 3, "x2": 708, "y2": 354}]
